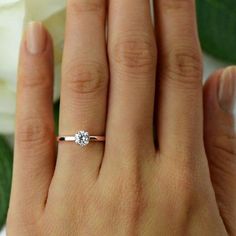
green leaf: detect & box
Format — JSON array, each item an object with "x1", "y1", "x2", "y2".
[
  {"x1": 0, "y1": 136, "x2": 13, "y2": 230},
  {"x1": 196, "y1": 0, "x2": 236, "y2": 63},
  {"x1": 54, "y1": 100, "x2": 60, "y2": 135}
]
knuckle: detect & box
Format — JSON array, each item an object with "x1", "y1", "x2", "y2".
[
  {"x1": 164, "y1": 47, "x2": 203, "y2": 88},
  {"x1": 7, "y1": 210, "x2": 40, "y2": 234},
  {"x1": 171, "y1": 166, "x2": 197, "y2": 207},
  {"x1": 175, "y1": 169, "x2": 195, "y2": 194},
  {"x1": 119, "y1": 179, "x2": 145, "y2": 221},
  {"x1": 65, "y1": 62, "x2": 108, "y2": 96},
  {"x1": 116, "y1": 172, "x2": 144, "y2": 204},
  {"x1": 17, "y1": 118, "x2": 53, "y2": 147},
  {"x1": 19, "y1": 71, "x2": 51, "y2": 90},
  {"x1": 68, "y1": 0, "x2": 104, "y2": 14},
  {"x1": 162, "y1": 0, "x2": 194, "y2": 11},
  {"x1": 111, "y1": 36, "x2": 156, "y2": 75},
  {"x1": 166, "y1": 155, "x2": 199, "y2": 197},
  {"x1": 212, "y1": 134, "x2": 236, "y2": 157}
]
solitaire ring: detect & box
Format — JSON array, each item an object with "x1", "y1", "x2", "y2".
[{"x1": 57, "y1": 131, "x2": 105, "y2": 147}]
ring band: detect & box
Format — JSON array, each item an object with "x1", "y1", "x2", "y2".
[{"x1": 57, "y1": 131, "x2": 105, "y2": 147}]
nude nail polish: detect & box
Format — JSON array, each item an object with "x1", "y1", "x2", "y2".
[
  {"x1": 218, "y1": 67, "x2": 236, "y2": 113},
  {"x1": 26, "y1": 22, "x2": 46, "y2": 54}
]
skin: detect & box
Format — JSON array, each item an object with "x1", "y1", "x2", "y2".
[{"x1": 6, "y1": 0, "x2": 236, "y2": 235}]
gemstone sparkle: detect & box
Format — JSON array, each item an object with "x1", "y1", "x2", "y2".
[{"x1": 75, "y1": 131, "x2": 90, "y2": 147}]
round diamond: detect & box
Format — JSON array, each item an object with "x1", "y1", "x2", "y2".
[{"x1": 75, "y1": 131, "x2": 90, "y2": 147}]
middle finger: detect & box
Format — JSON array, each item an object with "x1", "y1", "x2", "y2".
[{"x1": 104, "y1": 0, "x2": 157, "y2": 168}]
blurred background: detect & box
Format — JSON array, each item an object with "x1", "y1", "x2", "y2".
[{"x1": 0, "y1": 0, "x2": 234, "y2": 234}]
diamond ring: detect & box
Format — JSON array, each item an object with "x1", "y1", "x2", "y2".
[{"x1": 57, "y1": 131, "x2": 105, "y2": 147}]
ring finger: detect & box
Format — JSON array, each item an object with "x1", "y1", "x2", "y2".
[{"x1": 56, "y1": 0, "x2": 108, "y2": 181}]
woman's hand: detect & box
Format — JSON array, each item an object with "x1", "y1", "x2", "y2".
[{"x1": 7, "y1": 0, "x2": 236, "y2": 235}]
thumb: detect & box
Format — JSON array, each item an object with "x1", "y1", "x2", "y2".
[{"x1": 204, "y1": 66, "x2": 236, "y2": 235}]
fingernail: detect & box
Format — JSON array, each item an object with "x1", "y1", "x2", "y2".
[
  {"x1": 218, "y1": 66, "x2": 236, "y2": 113},
  {"x1": 26, "y1": 22, "x2": 46, "y2": 54}
]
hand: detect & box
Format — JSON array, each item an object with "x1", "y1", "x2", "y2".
[{"x1": 7, "y1": 0, "x2": 236, "y2": 235}]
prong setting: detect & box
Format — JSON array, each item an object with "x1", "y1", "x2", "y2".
[{"x1": 75, "y1": 131, "x2": 90, "y2": 147}]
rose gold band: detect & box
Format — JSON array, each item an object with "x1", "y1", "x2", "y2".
[
  {"x1": 57, "y1": 136, "x2": 105, "y2": 142},
  {"x1": 57, "y1": 131, "x2": 105, "y2": 147},
  {"x1": 89, "y1": 136, "x2": 105, "y2": 142}
]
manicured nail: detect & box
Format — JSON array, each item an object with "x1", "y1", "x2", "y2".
[
  {"x1": 218, "y1": 66, "x2": 236, "y2": 113},
  {"x1": 26, "y1": 22, "x2": 46, "y2": 54}
]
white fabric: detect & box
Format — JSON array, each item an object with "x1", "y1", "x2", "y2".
[{"x1": 0, "y1": 228, "x2": 6, "y2": 236}]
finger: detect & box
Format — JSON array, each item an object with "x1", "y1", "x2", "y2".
[
  {"x1": 9, "y1": 22, "x2": 55, "y2": 219},
  {"x1": 56, "y1": 0, "x2": 108, "y2": 180},
  {"x1": 204, "y1": 67, "x2": 236, "y2": 234},
  {"x1": 155, "y1": 0, "x2": 204, "y2": 159},
  {"x1": 104, "y1": 0, "x2": 157, "y2": 167}
]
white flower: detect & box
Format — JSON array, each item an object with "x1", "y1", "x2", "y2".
[{"x1": 0, "y1": 0, "x2": 66, "y2": 134}]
